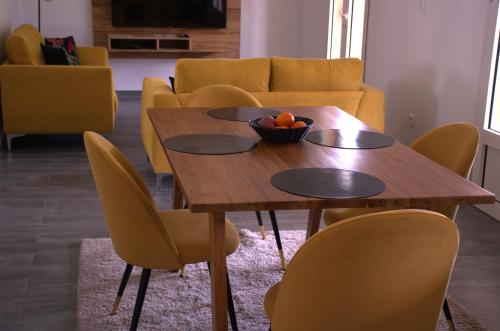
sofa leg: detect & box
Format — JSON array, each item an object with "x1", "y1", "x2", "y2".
[
  {"x1": 156, "y1": 175, "x2": 162, "y2": 192},
  {"x1": 156, "y1": 174, "x2": 170, "y2": 192},
  {"x1": 5, "y1": 134, "x2": 25, "y2": 151}
]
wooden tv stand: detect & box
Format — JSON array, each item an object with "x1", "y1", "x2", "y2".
[
  {"x1": 108, "y1": 34, "x2": 191, "y2": 53},
  {"x1": 92, "y1": 0, "x2": 241, "y2": 59}
]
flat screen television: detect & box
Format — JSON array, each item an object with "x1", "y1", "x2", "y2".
[{"x1": 112, "y1": 0, "x2": 227, "y2": 28}]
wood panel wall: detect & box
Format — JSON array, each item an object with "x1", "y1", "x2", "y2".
[{"x1": 92, "y1": 0, "x2": 240, "y2": 58}]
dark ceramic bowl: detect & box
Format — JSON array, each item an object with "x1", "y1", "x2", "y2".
[{"x1": 249, "y1": 116, "x2": 313, "y2": 143}]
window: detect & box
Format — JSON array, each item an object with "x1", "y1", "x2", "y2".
[{"x1": 328, "y1": 0, "x2": 367, "y2": 59}]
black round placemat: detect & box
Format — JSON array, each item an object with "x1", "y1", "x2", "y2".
[
  {"x1": 164, "y1": 134, "x2": 257, "y2": 155},
  {"x1": 271, "y1": 168, "x2": 385, "y2": 199},
  {"x1": 306, "y1": 129, "x2": 395, "y2": 149},
  {"x1": 207, "y1": 107, "x2": 281, "y2": 122}
]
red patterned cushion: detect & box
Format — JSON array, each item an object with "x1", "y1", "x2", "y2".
[{"x1": 44, "y1": 36, "x2": 80, "y2": 65}]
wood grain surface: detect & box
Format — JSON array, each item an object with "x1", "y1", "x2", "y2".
[
  {"x1": 92, "y1": 0, "x2": 241, "y2": 58},
  {"x1": 149, "y1": 106, "x2": 495, "y2": 213}
]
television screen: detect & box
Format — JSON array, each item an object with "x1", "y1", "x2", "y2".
[{"x1": 112, "y1": 0, "x2": 227, "y2": 28}]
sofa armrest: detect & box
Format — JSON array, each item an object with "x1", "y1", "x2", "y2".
[
  {"x1": 0, "y1": 64, "x2": 115, "y2": 133},
  {"x1": 141, "y1": 77, "x2": 180, "y2": 174},
  {"x1": 77, "y1": 47, "x2": 109, "y2": 66},
  {"x1": 357, "y1": 83, "x2": 385, "y2": 132},
  {"x1": 142, "y1": 77, "x2": 179, "y2": 110}
]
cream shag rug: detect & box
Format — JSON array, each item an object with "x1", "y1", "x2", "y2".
[{"x1": 78, "y1": 230, "x2": 487, "y2": 330}]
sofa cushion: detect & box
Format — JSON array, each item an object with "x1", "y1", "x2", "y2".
[
  {"x1": 45, "y1": 36, "x2": 80, "y2": 65},
  {"x1": 176, "y1": 91, "x2": 364, "y2": 117},
  {"x1": 174, "y1": 58, "x2": 270, "y2": 93},
  {"x1": 251, "y1": 91, "x2": 364, "y2": 117},
  {"x1": 270, "y1": 57, "x2": 363, "y2": 92},
  {"x1": 41, "y1": 43, "x2": 72, "y2": 65},
  {"x1": 6, "y1": 25, "x2": 46, "y2": 65}
]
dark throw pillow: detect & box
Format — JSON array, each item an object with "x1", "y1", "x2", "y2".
[
  {"x1": 41, "y1": 43, "x2": 71, "y2": 65},
  {"x1": 44, "y1": 36, "x2": 80, "y2": 65},
  {"x1": 169, "y1": 76, "x2": 176, "y2": 93}
]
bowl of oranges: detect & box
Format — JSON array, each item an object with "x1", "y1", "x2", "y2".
[{"x1": 249, "y1": 112, "x2": 313, "y2": 143}]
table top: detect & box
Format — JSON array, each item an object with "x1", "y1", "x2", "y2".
[{"x1": 149, "y1": 106, "x2": 495, "y2": 213}]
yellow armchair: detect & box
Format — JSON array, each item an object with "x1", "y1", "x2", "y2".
[{"x1": 0, "y1": 25, "x2": 117, "y2": 150}]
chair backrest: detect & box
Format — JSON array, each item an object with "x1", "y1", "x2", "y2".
[
  {"x1": 269, "y1": 209, "x2": 459, "y2": 331},
  {"x1": 184, "y1": 84, "x2": 262, "y2": 108},
  {"x1": 410, "y1": 122, "x2": 479, "y2": 219},
  {"x1": 84, "y1": 131, "x2": 182, "y2": 270}
]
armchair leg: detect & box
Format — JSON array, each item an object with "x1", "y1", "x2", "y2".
[
  {"x1": 255, "y1": 211, "x2": 266, "y2": 239},
  {"x1": 5, "y1": 134, "x2": 25, "y2": 151},
  {"x1": 111, "y1": 263, "x2": 133, "y2": 315},
  {"x1": 130, "y1": 268, "x2": 151, "y2": 331},
  {"x1": 269, "y1": 211, "x2": 286, "y2": 270},
  {"x1": 443, "y1": 298, "x2": 456, "y2": 331}
]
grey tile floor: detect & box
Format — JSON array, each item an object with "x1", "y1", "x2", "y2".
[{"x1": 0, "y1": 94, "x2": 499, "y2": 330}]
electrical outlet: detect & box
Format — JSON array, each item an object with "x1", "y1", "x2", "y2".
[{"x1": 408, "y1": 113, "x2": 416, "y2": 128}]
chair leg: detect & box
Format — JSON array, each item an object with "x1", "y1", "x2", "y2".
[
  {"x1": 226, "y1": 271, "x2": 239, "y2": 331},
  {"x1": 268, "y1": 210, "x2": 286, "y2": 270},
  {"x1": 130, "y1": 268, "x2": 151, "y2": 331},
  {"x1": 443, "y1": 298, "x2": 456, "y2": 331},
  {"x1": 5, "y1": 134, "x2": 25, "y2": 151},
  {"x1": 207, "y1": 262, "x2": 239, "y2": 331},
  {"x1": 255, "y1": 211, "x2": 266, "y2": 239},
  {"x1": 111, "y1": 263, "x2": 133, "y2": 315},
  {"x1": 178, "y1": 265, "x2": 186, "y2": 278}
]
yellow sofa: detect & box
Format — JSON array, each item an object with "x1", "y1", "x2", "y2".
[
  {"x1": 0, "y1": 25, "x2": 118, "y2": 150},
  {"x1": 141, "y1": 57, "x2": 384, "y2": 178}
]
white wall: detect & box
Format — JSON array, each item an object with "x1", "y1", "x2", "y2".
[
  {"x1": 6, "y1": 0, "x2": 310, "y2": 90},
  {"x1": 298, "y1": 0, "x2": 330, "y2": 58},
  {"x1": 241, "y1": 0, "x2": 303, "y2": 58},
  {"x1": 241, "y1": 0, "x2": 331, "y2": 59},
  {"x1": 40, "y1": 0, "x2": 93, "y2": 45},
  {"x1": 0, "y1": 0, "x2": 11, "y2": 61},
  {"x1": 240, "y1": 0, "x2": 271, "y2": 57},
  {"x1": 364, "y1": 0, "x2": 495, "y2": 143},
  {"x1": 9, "y1": 0, "x2": 37, "y2": 28}
]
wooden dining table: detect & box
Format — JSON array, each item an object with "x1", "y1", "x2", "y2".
[{"x1": 148, "y1": 105, "x2": 495, "y2": 331}]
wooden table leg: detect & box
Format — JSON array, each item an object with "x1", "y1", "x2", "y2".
[
  {"x1": 209, "y1": 212, "x2": 228, "y2": 331},
  {"x1": 306, "y1": 208, "x2": 323, "y2": 239},
  {"x1": 172, "y1": 175, "x2": 183, "y2": 209}
]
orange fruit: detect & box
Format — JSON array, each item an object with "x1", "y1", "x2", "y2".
[
  {"x1": 291, "y1": 121, "x2": 307, "y2": 128},
  {"x1": 275, "y1": 125, "x2": 289, "y2": 129},
  {"x1": 275, "y1": 112, "x2": 295, "y2": 127}
]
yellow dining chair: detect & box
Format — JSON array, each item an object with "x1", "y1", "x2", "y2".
[
  {"x1": 185, "y1": 84, "x2": 287, "y2": 270},
  {"x1": 323, "y1": 122, "x2": 479, "y2": 224},
  {"x1": 265, "y1": 209, "x2": 459, "y2": 331},
  {"x1": 84, "y1": 131, "x2": 241, "y2": 331},
  {"x1": 184, "y1": 83, "x2": 262, "y2": 108},
  {"x1": 322, "y1": 122, "x2": 478, "y2": 330}
]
